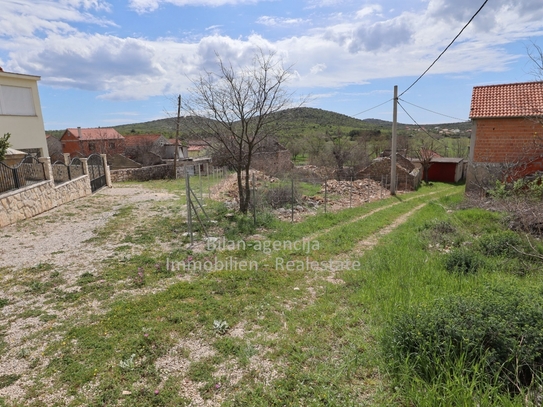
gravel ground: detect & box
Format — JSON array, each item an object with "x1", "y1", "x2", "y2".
[{"x1": 0, "y1": 184, "x2": 180, "y2": 404}]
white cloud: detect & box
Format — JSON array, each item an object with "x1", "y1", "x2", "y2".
[
  {"x1": 128, "y1": 0, "x2": 262, "y2": 14},
  {"x1": 256, "y1": 16, "x2": 309, "y2": 27},
  {"x1": 1, "y1": 0, "x2": 543, "y2": 102}
]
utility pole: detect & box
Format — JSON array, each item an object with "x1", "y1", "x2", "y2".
[
  {"x1": 391, "y1": 85, "x2": 398, "y2": 195},
  {"x1": 173, "y1": 95, "x2": 181, "y2": 179}
]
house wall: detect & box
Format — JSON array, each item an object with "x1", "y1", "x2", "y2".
[
  {"x1": 466, "y1": 117, "x2": 543, "y2": 192},
  {"x1": 0, "y1": 71, "x2": 49, "y2": 157}
]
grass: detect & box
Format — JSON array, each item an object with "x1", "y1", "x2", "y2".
[{"x1": 2, "y1": 178, "x2": 542, "y2": 406}]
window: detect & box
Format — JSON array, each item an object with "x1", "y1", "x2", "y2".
[
  {"x1": 109, "y1": 142, "x2": 116, "y2": 149},
  {"x1": 0, "y1": 85, "x2": 36, "y2": 116},
  {"x1": 88, "y1": 143, "x2": 95, "y2": 151}
]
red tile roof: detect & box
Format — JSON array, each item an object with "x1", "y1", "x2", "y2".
[
  {"x1": 124, "y1": 134, "x2": 165, "y2": 147},
  {"x1": 65, "y1": 128, "x2": 124, "y2": 141},
  {"x1": 470, "y1": 81, "x2": 543, "y2": 119}
]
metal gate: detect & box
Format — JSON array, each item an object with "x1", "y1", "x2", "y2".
[{"x1": 88, "y1": 154, "x2": 106, "y2": 193}]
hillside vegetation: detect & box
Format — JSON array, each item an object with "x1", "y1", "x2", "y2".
[{"x1": 47, "y1": 107, "x2": 471, "y2": 141}]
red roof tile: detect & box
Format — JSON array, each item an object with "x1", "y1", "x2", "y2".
[
  {"x1": 65, "y1": 128, "x2": 124, "y2": 141},
  {"x1": 470, "y1": 81, "x2": 543, "y2": 119}
]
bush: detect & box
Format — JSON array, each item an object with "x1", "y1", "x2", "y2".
[
  {"x1": 477, "y1": 231, "x2": 524, "y2": 257},
  {"x1": 383, "y1": 284, "x2": 543, "y2": 394},
  {"x1": 444, "y1": 247, "x2": 484, "y2": 274},
  {"x1": 261, "y1": 183, "x2": 300, "y2": 209}
]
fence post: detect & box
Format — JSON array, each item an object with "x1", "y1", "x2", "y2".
[
  {"x1": 324, "y1": 179, "x2": 328, "y2": 214},
  {"x1": 185, "y1": 171, "x2": 193, "y2": 246},
  {"x1": 38, "y1": 157, "x2": 53, "y2": 182},
  {"x1": 291, "y1": 178, "x2": 294, "y2": 222},
  {"x1": 350, "y1": 177, "x2": 353, "y2": 208},
  {"x1": 252, "y1": 172, "x2": 256, "y2": 226},
  {"x1": 100, "y1": 154, "x2": 112, "y2": 187}
]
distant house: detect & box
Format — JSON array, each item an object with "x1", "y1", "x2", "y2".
[
  {"x1": 60, "y1": 127, "x2": 125, "y2": 158},
  {"x1": 0, "y1": 69, "x2": 48, "y2": 157},
  {"x1": 466, "y1": 81, "x2": 543, "y2": 191}
]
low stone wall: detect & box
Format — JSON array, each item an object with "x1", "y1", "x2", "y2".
[
  {"x1": 110, "y1": 164, "x2": 173, "y2": 182},
  {"x1": 111, "y1": 161, "x2": 212, "y2": 182},
  {"x1": 0, "y1": 176, "x2": 92, "y2": 228}
]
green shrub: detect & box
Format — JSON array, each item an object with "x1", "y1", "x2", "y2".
[
  {"x1": 477, "y1": 231, "x2": 524, "y2": 257},
  {"x1": 383, "y1": 284, "x2": 543, "y2": 395},
  {"x1": 444, "y1": 247, "x2": 484, "y2": 274}
]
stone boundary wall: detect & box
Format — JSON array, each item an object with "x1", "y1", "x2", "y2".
[
  {"x1": 110, "y1": 160, "x2": 212, "y2": 182},
  {"x1": 110, "y1": 164, "x2": 173, "y2": 182},
  {"x1": 0, "y1": 176, "x2": 92, "y2": 228}
]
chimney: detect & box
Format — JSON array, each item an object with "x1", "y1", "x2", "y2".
[{"x1": 77, "y1": 127, "x2": 82, "y2": 139}]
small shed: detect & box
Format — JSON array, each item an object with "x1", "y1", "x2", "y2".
[{"x1": 426, "y1": 157, "x2": 464, "y2": 183}]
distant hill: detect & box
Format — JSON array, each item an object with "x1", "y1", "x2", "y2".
[{"x1": 46, "y1": 107, "x2": 471, "y2": 139}]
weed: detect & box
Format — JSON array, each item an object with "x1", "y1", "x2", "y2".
[
  {"x1": 0, "y1": 375, "x2": 20, "y2": 389},
  {"x1": 0, "y1": 299, "x2": 8, "y2": 309},
  {"x1": 119, "y1": 354, "x2": 136, "y2": 371},
  {"x1": 132, "y1": 267, "x2": 146, "y2": 288},
  {"x1": 444, "y1": 247, "x2": 484, "y2": 274},
  {"x1": 213, "y1": 320, "x2": 229, "y2": 335}
]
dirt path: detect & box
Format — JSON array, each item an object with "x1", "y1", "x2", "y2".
[{"x1": 303, "y1": 186, "x2": 455, "y2": 242}]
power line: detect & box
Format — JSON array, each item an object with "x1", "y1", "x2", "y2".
[
  {"x1": 399, "y1": 98, "x2": 470, "y2": 122},
  {"x1": 399, "y1": 0, "x2": 489, "y2": 97},
  {"x1": 353, "y1": 98, "x2": 393, "y2": 117},
  {"x1": 397, "y1": 100, "x2": 447, "y2": 148}
]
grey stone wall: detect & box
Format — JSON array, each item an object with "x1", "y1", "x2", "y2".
[
  {"x1": 0, "y1": 176, "x2": 92, "y2": 228},
  {"x1": 110, "y1": 163, "x2": 173, "y2": 182}
]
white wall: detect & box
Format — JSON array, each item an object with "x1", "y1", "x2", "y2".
[{"x1": 0, "y1": 71, "x2": 49, "y2": 157}]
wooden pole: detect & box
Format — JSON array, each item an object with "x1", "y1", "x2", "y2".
[{"x1": 173, "y1": 95, "x2": 181, "y2": 179}]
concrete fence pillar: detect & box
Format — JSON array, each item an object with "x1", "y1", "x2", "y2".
[
  {"x1": 38, "y1": 156, "x2": 53, "y2": 182},
  {"x1": 101, "y1": 154, "x2": 112, "y2": 187},
  {"x1": 63, "y1": 153, "x2": 71, "y2": 165},
  {"x1": 80, "y1": 158, "x2": 89, "y2": 175}
]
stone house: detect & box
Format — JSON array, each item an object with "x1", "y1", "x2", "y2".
[
  {"x1": 466, "y1": 81, "x2": 543, "y2": 191},
  {"x1": 124, "y1": 134, "x2": 170, "y2": 165},
  {"x1": 0, "y1": 68, "x2": 49, "y2": 157},
  {"x1": 61, "y1": 127, "x2": 125, "y2": 158},
  {"x1": 250, "y1": 138, "x2": 293, "y2": 175},
  {"x1": 358, "y1": 153, "x2": 421, "y2": 190}
]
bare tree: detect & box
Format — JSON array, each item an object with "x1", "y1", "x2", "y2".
[
  {"x1": 184, "y1": 50, "x2": 297, "y2": 213},
  {"x1": 412, "y1": 135, "x2": 436, "y2": 184},
  {"x1": 527, "y1": 41, "x2": 543, "y2": 81}
]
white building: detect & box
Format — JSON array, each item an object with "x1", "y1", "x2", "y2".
[{"x1": 0, "y1": 69, "x2": 48, "y2": 157}]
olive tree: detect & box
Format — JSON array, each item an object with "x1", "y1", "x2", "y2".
[{"x1": 184, "y1": 50, "x2": 296, "y2": 213}]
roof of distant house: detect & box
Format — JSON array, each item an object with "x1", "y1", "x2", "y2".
[
  {"x1": 124, "y1": 134, "x2": 165, "y2": 147},
  {"x1": 63, "y1": 128, "x2": 124, "y2": 141},
  {"x1": 470, "y1": 81, "x2": 543, "y2": 119}
]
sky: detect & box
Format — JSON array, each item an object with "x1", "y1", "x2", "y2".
[{"x1": 1, "y1": 0, "x2": 543, "y2": 130}]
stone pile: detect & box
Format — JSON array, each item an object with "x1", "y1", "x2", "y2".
[
  {"x1": 320, "y1": 179, "x2": 388, "y2": 202},
  {"x1": 210, "y1": 170, "x2": 278, "y2": 201}
]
